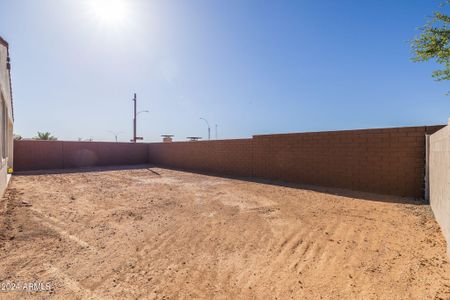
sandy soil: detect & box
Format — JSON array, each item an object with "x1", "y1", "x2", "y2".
[{"x1": 0, "y1": 166, "x2": 449, "y2": 299}]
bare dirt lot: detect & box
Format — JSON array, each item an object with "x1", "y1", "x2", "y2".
[{"x1": 0, "y1": 166, "x2": 449, "y2": 299}]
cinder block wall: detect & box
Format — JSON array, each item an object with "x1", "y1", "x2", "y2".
[
  {"x1": 14, "y1": 125, "x2": 445, "y2": 198},
  {"x1": 429, "y1": 123, "x2": 450, "y2": 256},
  {"x1": 148, "y1": 139, "x2": 253, "y2": 177},
  {"x1": 14, "y1": 140, "x2": 149, "y2": 171},
  {"x1": 148, "y1": 125, "x2": 444, "y2": 198},
  {"x1": 253, "y1": 126, "x2": 443, "y2": 197},
  {"x1": 14, "y1": 140, "x2": 64, "y2": 171}
]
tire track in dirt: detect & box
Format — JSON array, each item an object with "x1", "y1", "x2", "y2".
[
  {"x1": 283, "y1": 225, "x2": 325, "y2": 274},
  {"x1": 46, "y1": 265, "x2": 101, "y2": 300},
  {"x1": 30, "y1": 208, "x2": 95, "y2": 251},
  {"x1": 314, "y1": 218, "x2": 344, "y2": 271}
]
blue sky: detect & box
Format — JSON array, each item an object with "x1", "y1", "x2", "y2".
[{"x1": 0, "y1": 0, "x2": 449, "y2": 142}]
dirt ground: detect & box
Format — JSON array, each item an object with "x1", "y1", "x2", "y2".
[{"x1": 0, "y1": 166, "x2": 449, "y2": 299}]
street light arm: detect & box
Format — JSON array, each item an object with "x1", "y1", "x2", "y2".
[
  {"x1": 200, "y1": 117, "x2": 210, "y2": 128},
  {"x1": 200, "y1": 117, "x2": 211, "y2": 140},
  {"x1": 137, "y1": 110, "x2": 149, "y2": 116}
]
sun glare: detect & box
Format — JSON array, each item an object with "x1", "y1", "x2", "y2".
[{"x1": 88, "y1": 0, "x2": 130, "y2": 27}]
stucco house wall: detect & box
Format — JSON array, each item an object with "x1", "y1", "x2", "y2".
[
  {"x1": 429, "y1": 120, "x2": 450, "y2": 257},
  {"x1": 0, "y1": 36, "x2": 14, "y2": 196}
]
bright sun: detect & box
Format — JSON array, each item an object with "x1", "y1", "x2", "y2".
[{"x1": 88, "y1": 0, "x2": 130, "y2": 27}]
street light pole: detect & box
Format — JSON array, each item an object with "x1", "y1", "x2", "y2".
[
  {"x1": 200, "y1": 117, "x2": 210, "y2": 140},
  {"x1": 132, "y1": 93, "x2": 137, "y2": 143},
  {"x1": 108, "y1": 131, "x2": 122, "y2": 142},
  {"x1": 215, "y1": 124, "x2": 218, "y2": 139}
]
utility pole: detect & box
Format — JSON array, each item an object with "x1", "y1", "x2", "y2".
[
  {"x1": 132, "y1": 93, "x2": 137, "y2": 143},
  {"x1": 215, "y1": 124, "x2": 218, "y2": 139},
  {"x1": 131, "y1": 93, "x2": 148, "y2": 143}
]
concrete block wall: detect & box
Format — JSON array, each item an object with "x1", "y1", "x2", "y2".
[
  {"x1": 253, "y1": 126, "x2": 443, "y2": 198},
  {"x1": 148, "y1": 125, "x2": 444, "y2": 198},
  {"x1": 429, "y1": 122, "x2": 450, "y2": 256},
  {"x1": 13, "y1": 125, "x2": 445, "y2": 199},
  {"x1": 148, "y1": 139, "x2": 253, "y2": 177},
  {"x1": 62, "y1": 141, "x2": 148, "y2": 168},
  {"x1": 14, "y1": 140, "x2": 64, "y2": 171},
  {"x1": 14, "y1": 140, "x2": 149, "y2": 171}
]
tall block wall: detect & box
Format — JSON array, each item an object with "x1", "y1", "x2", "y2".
[
  {"x1": 252, "y1": 126, "x2": 442, "y2": 197},
  {"x1": 14, "y1": 140, "x2": 149, "y2": 171},
  {"x1": 14, "y1": 125, "x2": 445, "y2": 198},
  {"x1": 148, "y1": 125, "x2": 444, "y2": 198},
  {"x1": 429, "y1": 123, "x2": 450, "y2": 256},
  {"x1": 148, "y1": 139, "x2": 253, "y2": 177}
]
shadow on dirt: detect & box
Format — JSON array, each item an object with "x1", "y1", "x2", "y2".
[
  {"x1": 13, "y1": 164, "x2": 156, "y2": 176},
  {"x1": 13, "y1": 164, "x2": 423, "y2": 206}
]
